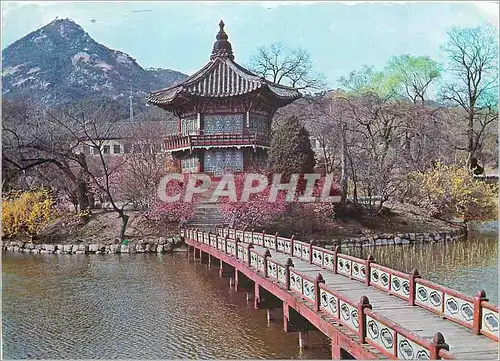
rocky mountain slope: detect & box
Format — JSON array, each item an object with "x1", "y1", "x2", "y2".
[{"x1": 2, "y1": 18, "x2": 187, "y2": 109}]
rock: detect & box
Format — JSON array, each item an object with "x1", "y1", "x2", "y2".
[
  {"x1": 394, "y1": 236, "x2": 402, "y2": 245},
  {"x1": 164, "y1": 242, "x2": 173, "y2": 251},
  {"x1": 46, "y1": 244, "x2": 56, "y2": 252},
  {"x1": 78, "y1": 244, "x2": 87, "y2": 252},
  {"x1": 156, "y1": 244, "x2": 164, "y2": 253},
  {"x1": 121, "y1": 245, "x2": 129, "y2": 253},
  {"x1": 13, "y1": 246, "x2": 20, "y2": 252},
  {"x1": 173, "y1": 235, "x2": 182, "y2": 244},
  {"x1": 55, "y1": 249, "x2": 63, "y2": 254},
  {"x1": 409, "y1": 233, "x2": 416, "y2": 241},
  {"x1": 150, "y1": 244, "x2": 157, "y2": 252},
  {"x1": 40, "y1": 249, "x2": 50, "y2": 254},
  {"x1": 7, "y1": 246, "x2": 14, "y2": 251},
  {"x1": 25, "y1": 243, "x2": 35, "y2": 250},
  {"x1": 401, "y1": 238, "x2": 410, "y2": 245},
  {"x1": 136, "y1": 244, "x2": 145, "y2": 253},
  {"x1": 109, "y1": 244, "x2": 119, "y2": 254},
  {"x1": 88, "y1": 244, "x2": 100, "y2": 252},
  {"x1": 35, "y1": 244, "x2": 42, "y2": 250},
  {"x1": 71, "y1": 245, "x2": 79, "y2": 253},
  {"x1": 63, "y1": 245, "x2": 73, "y2": 253},
  {"x1": 158, "y1": 237, "x2": 166, "y2": 245},
  {"x1": 74, "y1": 250, "x2": 85, "y2": 254},
  {"x1": 145, "y1": 244, "x2": 151, "y2": 252}
]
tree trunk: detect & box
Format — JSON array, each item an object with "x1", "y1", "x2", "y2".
[
  {"x1": 119, "y1": 213, "x2": 129, "y2": 241},
  {"x1": 340, "y1": 123, "x2": 348, "y2": 203},
  {"x1": 467, "y1": 112, "x2": 474, "y2": 164}
]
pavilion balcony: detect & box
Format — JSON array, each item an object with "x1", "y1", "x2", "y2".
[{"x1": 164, "y1": 133, "x2": 270, "y2": 151}]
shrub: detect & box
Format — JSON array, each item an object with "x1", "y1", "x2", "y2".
[
  {"x1": 2, "y1": 189, "x2": 57, "y2": 239},
  {"x1": 406, "y1": 161, "x2": 498, "y2": 222}
]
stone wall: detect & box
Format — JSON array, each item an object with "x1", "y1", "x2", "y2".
[
  {"x1": 1, "y1": 236, "x2": 185, "y2": 255},
  {"x1": 322, "y1": 228, "x2": 466, "y2": 249}
]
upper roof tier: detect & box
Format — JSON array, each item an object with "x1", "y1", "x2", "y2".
[{"x1": 147, "y1": 21, "x2": 302, "y2": 109}]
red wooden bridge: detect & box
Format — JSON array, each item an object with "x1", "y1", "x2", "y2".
[{"x1": 181, "y1": 227, "x2": 499, "y2": 360}]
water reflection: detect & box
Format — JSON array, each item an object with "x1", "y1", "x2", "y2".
[
  {"x1": 2, "y1": 253, "x2": 331, "y2": 359},
  {"x1": 345, "y1": 231, "x2": 498, "y2": 303}
]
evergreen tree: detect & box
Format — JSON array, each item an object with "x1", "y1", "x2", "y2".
[{"x1": 269, "y1": 116, "x2": 316, "y2": 174}]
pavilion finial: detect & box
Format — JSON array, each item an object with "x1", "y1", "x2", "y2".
[{"x1": 211, "y1": 19, "x2": 234, "y2": 61}]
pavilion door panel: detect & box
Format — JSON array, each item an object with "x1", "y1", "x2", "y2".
[
  {"x1": 204, "y1": 114, "x2": 244, "y2": 134},
  {"x1": 204, "y1": 149, "x2": 243, "y2": 175}
]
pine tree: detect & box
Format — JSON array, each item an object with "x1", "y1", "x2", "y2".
[{"x1": 269, "y1": 116, "x2": 316, "y2": 174}]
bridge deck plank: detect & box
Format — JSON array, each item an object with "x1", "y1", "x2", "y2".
[{"x1": 247, "y1": 245, "x2": 499, "y2": 358}]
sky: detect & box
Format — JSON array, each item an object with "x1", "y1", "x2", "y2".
[{"x1": 1, "y1": 1, "x2": 498, "y2": 89}]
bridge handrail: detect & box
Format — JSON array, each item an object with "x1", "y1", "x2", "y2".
[
  {"x1": 479, "y1": 300, "x2": 499, "y2": 341},
  {"x1": 364, "y1": 308, "x2": 449, "y2": 359}
]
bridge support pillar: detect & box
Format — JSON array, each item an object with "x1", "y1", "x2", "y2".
[
  {"x1": 207, "y1": 254, "x2": 211, "y2": 268},
  {"x1": 246, "y1": 292, "x2": 254, "y2": 302},
  {"x1": 267, "y1": 308, "x2": 276, "y2": 322},
  {"x1": 229, "y1": 277, "x2": 234, "y2": 288},
  {"x1": 298, "y1": 331, "x2": 309, "y2": 349},
  {"x1": 331, "y1": 333, "x2": 341, "y2": 359},
  {"x1": 254, "y1": 283, "x2": 261, "y2": 309},
  {"x1": 234, "y1": 269, "x2": 239, "y2": 291}
]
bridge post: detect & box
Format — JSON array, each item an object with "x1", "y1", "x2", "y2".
[
  {"x1": 254, "y1": 283, "x2": 261, "y2": 309},
  {"x1": 314, "y1": 273, "x2": 325, "y2": 312},
  {"x1": 274, "y1": 232, "x2": 279, "y2": 251},
  {"x1": 430, "y1": 332, "x2": 449, "y2": 359},
  {"x1": 358, "y1": 295, "x2": 372, "y2": 344},
  {"x1": 224, "y1": 234, "x2": 228, "y2": 254},
  {"x1": 263, "y1": 249, "x2": 271, "y2": 278},
  {"x1": 365, "y1": 255, "x2": 374, "y2": 286},
  {"x1": 234, "y1": 269, "x2": 239, "y2": 291},
  {"x1": 234, "y1": 237, "x2": 239, "y2": 260},
  {"x1": 409, "y1": 269, "x2": 421, "y2": 306},
  {"x1": 332, "y1": 245, "x2": 340, "y2": 274},
  {"x1": 309, "y1": 240, "x2": 314, "y2": 264},
  {"x1": 247, "y1": 243, "x2": 254, "y2": 267},
  {"x1": 298, "y1": 331, "x2": 309, "y2": 349},
  {"x1": 473, "y1": 290, "x2": 488, "y2": 334},
  {"x1": 207, "y1": 253, "x2": 211, "y2": 268},
  {"x1": 290, "y1": 235, "x2": 295, "y2": 256},
  {"x1": 285, "y1": 258, "x2": 294, "y2": 290}
]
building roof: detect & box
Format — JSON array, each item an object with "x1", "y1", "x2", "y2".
[{"x1": 147, "y1": 21, "x2": 302, "y2": 109}]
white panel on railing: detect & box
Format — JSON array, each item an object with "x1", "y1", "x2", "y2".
[
  {"x1": 312, "y1": 248, "x2": 323, "y2": 266},
  {"x1": 290, "y1": 271, "x2": 303, "y2": 294},
  {"x1": 397, "y1": 334, "x2": 430, "y2": 360},
  {"x1": 323, "y1": 252, "x2": 335, "y2": 270},
  {"x1": 203, "y1": 233, "x2": 209, "y2": 244},
  {"x1": 264, "y1": 234, "x2": 275, "y2": 249},
  {"x1": 253, "y1": 233, "x2": 263, "y2": 246},
  {"x1": 443, "y1": 294, "x2": 474, "y2": 325},
  {"x1": 216, "y1": 228, "x2": 223, "y2": 236},
  {"x1": 237, "y1": 245, "x2": 244, "y2": 260},
  {"x1": 258, "y1": 256, "x2": 265, "y2": 272},
  {"x1": 235, "y1": 230, "x2": 244, "y2": 241},
  {"x1": 390, "y1": 275, "x2": 410, "y2": 300},
  {"x1": 180, "y1": 229, "x2": 186, "y2": 237},
  {"x1": 277, "y1": 265, "x2": 286, "y2": 283},
  {"x1": 481, "y1": 307, "x2": 499, "y2": 339},
  {"x1": 284, "y1": 240, "x2": 292, "y2": 255},
  {"x1": 415, "y1": 282, "x2": 443, "y2": 313},
  {"x1": 293, "y1": 243, "x2": 302, "y2": 258},
  {"x1": 229, "y1": 229, "x2": 236, "y2": 239},
  {"x1": 250, "y1": 252, "x2": 258, "y2": 268},
  {"x1": 210, "y1": 235, "x2": 217, "y2": 248},
  {"x1": 244, "y1": 232, "x2": 253, "y2": 244},
  {"x1": 337, "y1": 257, "x2": 351, "y2": 276},
  {"x1": 351, "y1": 261, "x2": 366, "y2": 282},
  {"x1": 301, "y1": 245, "x2": 310, "y2": 261},
  {"x1": 276, "y1": 237, "x2": 286, "y2": 252},
  {"x1": 339, "y1": 300, "x2": 359, "y2": 332},
  {"x1": 370, "y1": 267, "x2": 390, "y2": 291},
  {"x1": 366, "y1": 315, "x2": 396, "y2": 356},
  {"x1": 217, "y1": 237, "x2": 225, "y2": 251},
  {"x1": 302, "y1": 278, "x2": 315, "y2": 301},
  {"x1": 267, "y1": 261, "x2": 278, "y2": 279},
  {"x1": 320, "y1": 289, "x2": 339, "y2": 319}
]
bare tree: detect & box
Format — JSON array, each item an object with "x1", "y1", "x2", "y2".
[
  {"x1": 439, "y1": 25, "x2": 498, "y2": 163},
  {"x1": 248, "y1": 43, "x2": 327, "y2": 91}
]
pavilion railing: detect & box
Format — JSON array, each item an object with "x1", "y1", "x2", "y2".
[{"x1": 164, "y1": 133, "x2": 270, "y2": 151}]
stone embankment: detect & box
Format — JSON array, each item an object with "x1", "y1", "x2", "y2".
[
  {"x1": 2, "y1": 236, "x2": 185, "y2": 255},
  {"x1": 322, "y1": 229, "x2": 466, "y2": 249}
]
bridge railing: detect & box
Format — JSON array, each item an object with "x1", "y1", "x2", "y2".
[
  {"x1": 364, "y1": 308, "x2": 449, "y2": 359},
  {"x1": 184, "y1": 227, "x2": 458, "y2": 358},
  {"x1": 210, "y1": 226, "x2": 499, "y2": 343}
]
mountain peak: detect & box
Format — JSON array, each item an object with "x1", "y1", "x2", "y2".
[{"x1": 2, "y1": 19, "x2": 188, "y2": 110}]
